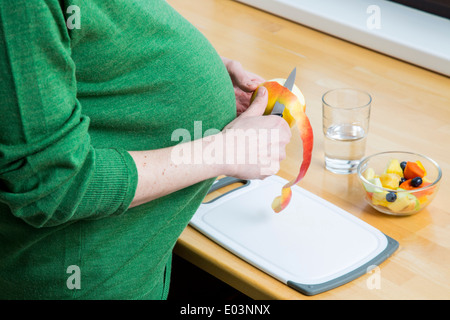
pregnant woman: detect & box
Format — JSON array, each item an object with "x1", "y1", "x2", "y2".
[{"x1": 0, "y1": 0, "x2": 291, "y2": 299}]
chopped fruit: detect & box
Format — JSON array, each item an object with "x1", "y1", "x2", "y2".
[
  {"x1": 387, "y1": 192, "x2": 417, "y2": 213},
  {"x1": 399, "y1": 179, "x2": 430, "y2": 191},
  {"x1": 372, "y1": 191, "x2": 390, "y2": 207},
  {"x1": 363, "y1": 167, "x2": 376, "y2": 180},
  {"x1": 411, "y1": 177, "x2": 423, "y2": 187},
  {"x1": 364, "y1": 177, "x2": 383, "y2": 193},
  {"x1": 361, "y1": 158, "x2": 436, "y2": 214},
  {"x1": 399, "y1": 179, "x2": 433, "y2": 198},
  {"x1": 399, "y1": 179, "x2": 412, "y2": 190},
  {"x1": 417, "y1": 195, "x2": 428, "y2": 204},
  {"x1": 386, "y1": 192, "x2": 397, "y2": 202},
  {"x1": 416, "y1": 160, "x2": 427, "y2": 176},
  {"x1": 379, "y1": 173, "x2": 402, "y2": 190},
  {"x1": 404, "y1": 161, "x2": 425, "y2": 180},
  {"x1": 386, "y1": 159, "x2": 404, "y2": 177},
  {"x1": 400, "y1": 161, "x2": 407, "y2": 171}
]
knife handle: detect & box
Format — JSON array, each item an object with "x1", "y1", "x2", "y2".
[
  {"x1": 208, "y1": 176, "x2": 250, "y2": 194},
  {"x1": 204, "y1": 177, "x2": 251, "y2": 204}
]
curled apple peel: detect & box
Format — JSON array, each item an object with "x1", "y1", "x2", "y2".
[{"x1": 251, "y1": 79, "x2": 313, "y2": 213}]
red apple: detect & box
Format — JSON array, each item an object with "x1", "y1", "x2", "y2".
[{"x1": 251, "y1": 80, "x2": 313, "y2": 213}]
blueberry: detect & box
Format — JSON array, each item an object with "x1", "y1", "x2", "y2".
[
  {"x1": 386, "y1": 192, "x2": 397, "y2": 202},
  {"x1": 399, "y1": 178, "x2": 406, "y2": 186},
  {"x1": 411, "y1": 177, "x2": 423, "y2": 187},
  {"x1": 400, "y1": 161, "x2": 407, "y2": 171}
]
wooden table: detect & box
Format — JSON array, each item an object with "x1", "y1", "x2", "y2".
[{"x1": 168, "y1": 0, "x2": 450, "y2": 300}]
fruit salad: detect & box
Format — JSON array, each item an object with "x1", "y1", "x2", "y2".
[{"x1": 362, "y1": 158, "x2": 436, "y2": 214}]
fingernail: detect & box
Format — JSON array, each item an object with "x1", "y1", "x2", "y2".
[{"x1": 259, "y1": 87, "x2": 266, "y2": 95}]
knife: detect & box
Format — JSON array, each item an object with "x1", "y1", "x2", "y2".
[{"x1": 271, "y1": 67, "x2": 297, "y2": 117}]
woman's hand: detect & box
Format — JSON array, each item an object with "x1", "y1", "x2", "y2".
[
  {"x1": 222, "y1": 57, "x2": 265, "y2": 115},
  {"x1": 220, "y1": 86, "x2": 292, "y2": 180},
  {"x1": 128, "y1": 87, "x2": 292, "y2": 208}
]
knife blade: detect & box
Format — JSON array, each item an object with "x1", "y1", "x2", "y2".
[
  {"x1": 271, "y1": 67, "x2": 297, "y2": 117},
  {"x1": 283, "y1": 67, "x2": 296, "y2": 91}
]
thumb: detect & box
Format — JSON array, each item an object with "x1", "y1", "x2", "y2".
[{"x1": 240, "y1": 86, "x2": 268, "y2": 118}]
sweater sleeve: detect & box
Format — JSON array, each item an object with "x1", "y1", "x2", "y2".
[{"x1": 0, "y1": 1, "x2": 138, "y2": 227}]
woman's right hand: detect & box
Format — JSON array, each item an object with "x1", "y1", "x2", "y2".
[
  {"x1": 128, "y1": 87, "x2": 292, "y2": 208},
  {"x1": 220, "y1": 86, "x2": 292, "y2": 180}
]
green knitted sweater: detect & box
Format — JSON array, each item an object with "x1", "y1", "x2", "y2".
[{"x1": 0, "y1": 0, "x2": 235, "y2": 299}]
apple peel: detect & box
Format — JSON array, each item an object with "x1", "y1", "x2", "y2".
[{"x1": 251, "y1": 80, "x2": 313, "y2": 213}]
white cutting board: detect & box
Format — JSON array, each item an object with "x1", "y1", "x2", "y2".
[{"x1": 190, "y1": 175, "x2": 398, "y2": 295}]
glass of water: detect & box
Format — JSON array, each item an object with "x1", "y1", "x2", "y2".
[{"x1": 322, "y1": 88, "x2": 372, "y2": 174}]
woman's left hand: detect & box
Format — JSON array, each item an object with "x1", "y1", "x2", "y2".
[{"x1": 222, "y1": 57, "x2": 265, "y2": 115}]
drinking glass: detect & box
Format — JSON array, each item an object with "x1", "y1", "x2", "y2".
[{"x1": 322, "y1": 88, "x2": 372, "y2": 174}]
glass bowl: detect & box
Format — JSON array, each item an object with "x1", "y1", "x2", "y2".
[{"x1": 357, "y1": 151, "x2": 442, "y2": 216}]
